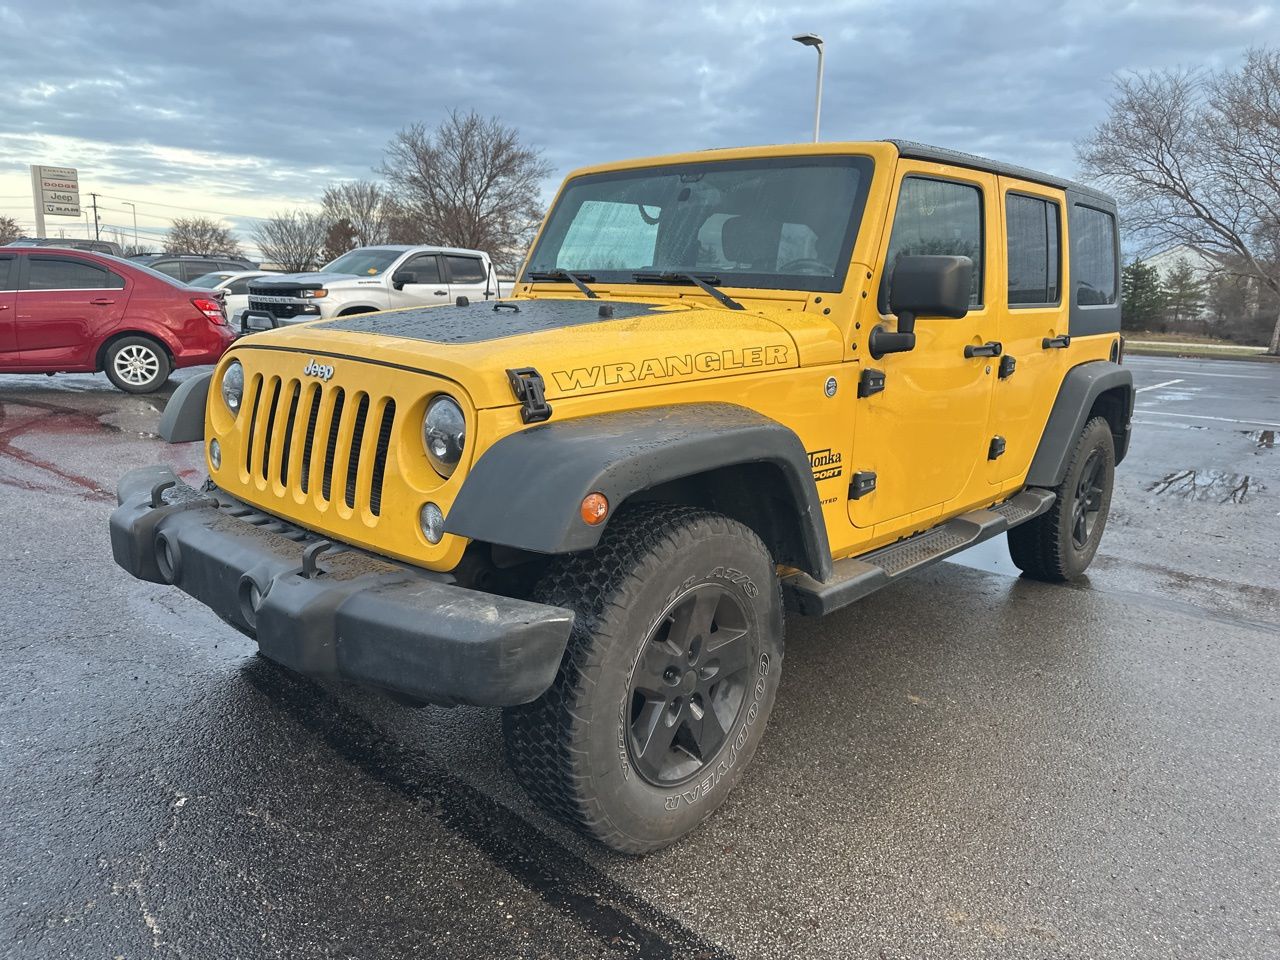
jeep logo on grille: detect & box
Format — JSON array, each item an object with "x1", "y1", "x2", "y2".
[{"x1": 303, "y1": 359, "x2": 334, "y2": 381}]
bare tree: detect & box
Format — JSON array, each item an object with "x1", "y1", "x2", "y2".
[
  {"x1": 253, "y1": 210, "x2": 329, "y2": 272},
  {"x1": 165, "y1": 217, "x2": 244, "y2": 257},
  {"x1": 320, "y1": 218, "x2": 357, "y2": 265},
  {"x1": 379, "y1": 110, "x2": 552, "y2": 270},
  {"x1": 1077, "y1": 48, "x2": 1280, "y2": 354},
  {"x1": 0, "y1": 215, "x2": 22, "y2": 244},
  {"x1": 320, "y1": 181, "x2": 390, "y2": 248}
]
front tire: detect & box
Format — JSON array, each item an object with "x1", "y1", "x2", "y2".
[
  {"x1": 503, "y1": 503, "x2": 784, "y2": 854},
  {"x1": 1009, "y1": 416, "x2": 1115, "y2": 581},
  {"x1": 103, "y1": 336, "x2": 171, "y2": 394}
]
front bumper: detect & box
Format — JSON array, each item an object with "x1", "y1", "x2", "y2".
[{"x1": 109, "y1": 466, "x2": 574, "y2": 706}]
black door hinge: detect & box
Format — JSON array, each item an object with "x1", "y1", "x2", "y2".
[
  {"x1": 849, "y1": 471, "x2": 877, "y2": 499},
  {"x1": 998, "y1": 354, "x2": 1016, "y2": 379},
  {"x1": 506, "y1": 367, "x2": 553, "y2": 424},
  {"x1": 858, "y1": 368, "x2": 886, "y2": 398},
  {"x1": 988, "y1": 436, "x2": 1006, "y2": 460}
]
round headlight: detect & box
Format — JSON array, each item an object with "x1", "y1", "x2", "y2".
[
  {"x1": 423, "y1": 396, "x2": 466, "y2": 477},
  {"x1": 221, "y1": 360, "x2": 244, "y2": 413}
]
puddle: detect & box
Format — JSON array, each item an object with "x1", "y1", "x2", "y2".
[
  {"x1": 1146, "y1": 469, "x2": 1262, "y2": 504},
  {"x1": 1243, "y1": 429, "x2": 1276, "y2": 449}
]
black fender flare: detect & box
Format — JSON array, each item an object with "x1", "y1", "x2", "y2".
[
  {"x1": 158, "y1": 371, "x2": 212, "y2": 443},
  {"x1": 445, "y1": 403, "x2": 833, "y2": 580},
  {"x1": 1026, "y1": 360, "x2": 1134, "y2": 488}
]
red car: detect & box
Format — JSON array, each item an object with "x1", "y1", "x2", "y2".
[{"x1": 0, "y1": 247, "x2": 235, "y2": 393}]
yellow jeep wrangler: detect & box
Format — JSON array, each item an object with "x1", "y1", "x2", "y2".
[{"x1": 111, "y1": 140, "x2": 1133, "y2": 853}]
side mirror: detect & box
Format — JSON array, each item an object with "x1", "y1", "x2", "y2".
[
  {"x1": 391, "y1": 269, "x2": 416, "y2": 290},
  {"x1": 870, "y1": 255, "x2": 973, "y2": 359}
]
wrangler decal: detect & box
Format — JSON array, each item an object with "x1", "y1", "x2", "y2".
[{"x1": 551, "y1": 345, "x2": 790, "y2": 392}]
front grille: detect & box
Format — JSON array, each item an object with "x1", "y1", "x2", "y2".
[
  {"x1": 241, "y1": 374, "x2": 396, "y2": 518},
  {"x1": 247, "y1": 296, "x2": 312, "y2": 320}
]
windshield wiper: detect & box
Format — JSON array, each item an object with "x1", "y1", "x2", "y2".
[
  {"x1": 631, "y1": 272, "x2": 744, "y2": 311},
  {"x1": 527, "y1": 269, "x2": 599, "y2": 299}
]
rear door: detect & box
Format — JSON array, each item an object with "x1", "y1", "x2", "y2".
[
  {"x1": 987, "y1": 180, "x2": 1070, "y2": 485},
  {"x1": 15, "y1": 254, "x2": 129, "y2": 369},
  {"x1": 0, "y1": 254, "x2": 17, "y2": 367},
  {"x1": 442, "y1": 253, "x2": 491, "y2": 302},
  {"x1": 389, "y1": 253, "x2": 450, "y2": 308}
]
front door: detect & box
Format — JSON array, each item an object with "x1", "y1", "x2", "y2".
[
  {"x1": 15, "y1": 254, "x2": 128, "y2": 369},
  {"x1": 390, "y1": 253, "x2": 450, "y2": 308},
  {"x1": 848, "y1": 164, "x2": 999, "y2": 531},
  {"x1": 0, "y1": 255, "x2": 17, "y2": 367}
]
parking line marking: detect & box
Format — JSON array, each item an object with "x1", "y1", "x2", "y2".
[
  {"x1": 1152, "y1": 369, "x2": 1268, "y2": 380},
  {"x1": 1136, "y1": 379, "x2": 1184, "y2": 393},
  {"x1": 1139, "y1": 409, "x2": 1280, "y2": 428}
]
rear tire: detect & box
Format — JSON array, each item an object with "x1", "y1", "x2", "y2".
[
  {"x1": 1009, "y1": 416, "x2": 1115, "y2": 581},
  {"x1": 103, "y1": 336, "x2": 171, "y2": 394},
  {"x1": 502, "y1": 503, "x2": 784, "y2": 854}
]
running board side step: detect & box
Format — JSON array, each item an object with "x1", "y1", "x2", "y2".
[{"x1": 782, "y1": 489, "x2": 1056, "y2": 616}]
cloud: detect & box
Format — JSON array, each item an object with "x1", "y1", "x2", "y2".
[{"x1": 0, "y1": 0, "x2": 1270, "y2": 245}]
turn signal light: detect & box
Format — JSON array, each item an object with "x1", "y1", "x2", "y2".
[{"x1": 580, "y1": 492, "x2": 609, "y2": 525}]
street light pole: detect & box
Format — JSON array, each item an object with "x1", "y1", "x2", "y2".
[
  {"x1": 792, "y1": 33, "x2": 825, "y2": 143},
  {"x1": 122, "y1": 201, "x2": 138, "y2": 251}
]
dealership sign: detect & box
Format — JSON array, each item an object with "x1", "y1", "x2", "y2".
[{"x1": 31, "y1": 164, "x2": 80, "y2": 216}]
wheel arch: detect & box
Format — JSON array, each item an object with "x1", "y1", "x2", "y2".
[
  {"x1": 336, "y1": 304, "x2": 379, "y2": 317},
  {"x1": 445, "y1": 403, "x2": 834, "y2": 581},
  {"x1": 1025, "y1": 360, "x2": 1133, "y2": 488}
]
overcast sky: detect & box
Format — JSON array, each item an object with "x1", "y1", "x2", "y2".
[{"x1": 0, "y1": 0, "x2": 1274, "y2": 251}]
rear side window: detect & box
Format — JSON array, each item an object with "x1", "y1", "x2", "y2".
[
  {"x1": 181, "y1": 260, "x2": 221, "y2": 282},
  {"x1": 26, "y1": 257, "x2": 124, "y2": 290},
  {"x1": 218, "y1": 260, "x2": 247, "y2": 271},
  {"x1": 885, "y1": 176, "x2": 984, "y2": 307},
  {"x1": 445, "y1": 255, "x2": 487, "y2": 283},
  {"x1": 0, "y1": 256, "x2": 14, "y2": 291},
  {"x1": 151, "y1": 260, "x2": 183, "y2": 279},
  {"x1": 1072, "y1": 205, "x2": 1117, "y2": 306},
  {"x1": 1005, "y1": 193, "x2": 1061, "y2": 305}
]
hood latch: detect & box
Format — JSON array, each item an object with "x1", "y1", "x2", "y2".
[{"x1": 506, "y1": 368, "x2": 553, "y2": 424}]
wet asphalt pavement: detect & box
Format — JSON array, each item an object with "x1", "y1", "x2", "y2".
[{"x1": 2, "y1": 356, "x2": 1278, "y2": 960}]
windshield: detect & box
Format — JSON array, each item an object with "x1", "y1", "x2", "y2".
[
  {"x1": 189, "y1": 272, "x2": 233, "y2": 288},
  {"x1": 320, "y1": 248, "x2": 403, "y2": 277},
  {"x1": 523, "y1": 156, "x2": 873, "y2": 293}
]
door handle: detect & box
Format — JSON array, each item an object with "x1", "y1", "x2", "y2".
[
  {"x1": 1042, "y1": 334, "x2": 1071, "y2": 349},
  {"x1": 90, "y1": 298, "x2": 116, "y2": 305},
  {"x1": 433, "y1": 289, "x2": 447, "y2": 296},
  {"x1": 964, "y1": 341, "x2": 1002, "y2": 359}
]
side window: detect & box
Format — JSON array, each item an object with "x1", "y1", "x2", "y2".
[
  {"x1": 0, "y1": 256, "x2": 14, "y2": 291},
  {"x1": 403, "y1": 255, "x2": 441, "y2": 284},
  {"x1": 182, "y1": 260, "x2": 220, "y2": 282},
  {"x1": 444, "y1": 255, "x2": 487, "y2": 284},
  {"x1": 153, "y1": 260, "x2": 183, "y2": 279},
  {"x1": 884, "y1": 177, "x2": 984, "y2": 307},
  {"x1": 26, "y1": 257, "x2": 123, "y2": 290},
  {"x1": 219, "y1": 261, "x2": 246, "y2": 271},
  {"x1": 1072, "y1": 205, "x2": 1117, "y2": 306},
  {"x1": 1005, "y1": 193, "x2": 1061, "y2": 306},
  {"x1": 227, "y1": 278, "x2": 252, "y2": 295}
]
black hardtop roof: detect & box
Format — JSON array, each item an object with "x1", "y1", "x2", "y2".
[{"x1": 887, "y1": 140, "x2": 1115, "y2": 207}]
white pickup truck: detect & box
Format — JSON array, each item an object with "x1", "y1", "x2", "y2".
[{"x1": 243, "y1": 245, "x2": 499, "y2": 328}]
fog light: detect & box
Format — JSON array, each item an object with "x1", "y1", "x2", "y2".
[
  {"x1": 580, "y1": 492, "x2": 609, "y2": 525},
  {"x1": 209, "y1": 437, "x2": 222, "y2": 469},
  {"x1": 420, "y1": 502, "x2": 445, "y2": 544}
]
